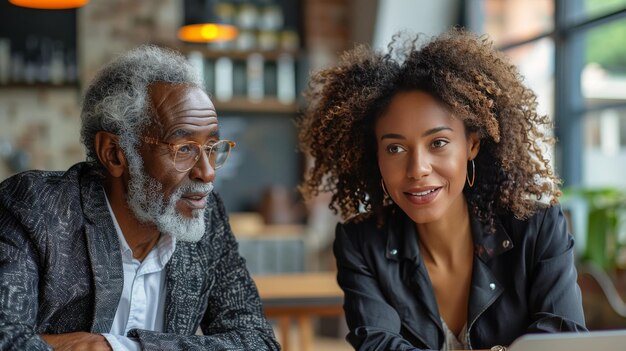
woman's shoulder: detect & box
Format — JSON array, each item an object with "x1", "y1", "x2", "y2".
[
  {"x1": 336, "y1": 206, "x2": 399, "y2": 244},
  {"x1": 336, "y1": 212, "x2": 379, "y2": 240},
  {"x1": 497, "y1": 202, "x2": 563, "y2": 228},
  {"x1": 495, "y1": 202, "x2": 568, "y2": 246}
]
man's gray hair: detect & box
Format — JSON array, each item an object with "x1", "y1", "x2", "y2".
[{"x1": 80, "y1": 45, "x2": 204, "y2": 163}]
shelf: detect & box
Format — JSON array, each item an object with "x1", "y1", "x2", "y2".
[
  {"x1": 213, "y1": 97, "x2": 299, "y2": 114},
  {"x1": 162, "y1": 42, "x2": 303, "y2": 61}
]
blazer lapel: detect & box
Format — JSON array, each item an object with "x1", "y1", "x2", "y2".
[
  {"x1": 80, "y1": 170, "x2": 124, "y2": 334},
  {"x1": 163, "y1": 242, "x2": 204, "y2": 335},
  {"x1": 163, "y1": 204, "x2": 215, "y2": 334}
]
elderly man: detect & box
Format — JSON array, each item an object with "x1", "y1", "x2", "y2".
[{"x1": 0, "y1": 46, "x2": 279, "y2": 350}]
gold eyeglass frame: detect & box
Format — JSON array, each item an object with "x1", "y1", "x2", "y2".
[{"x1": 143, "y1": 136, "x2": 236, "y2": 172}]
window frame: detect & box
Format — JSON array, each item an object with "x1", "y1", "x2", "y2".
[{"x1": 465, "y1": 0, "x2": 626, "y2": 187}]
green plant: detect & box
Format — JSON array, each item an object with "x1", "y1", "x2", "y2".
[{"x1": 562, "y1": 187, "x2": 626, "y2": 270}]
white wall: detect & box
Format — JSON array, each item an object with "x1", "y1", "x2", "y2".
[{"x1": 373, "y1": 0, "x2": 461, "y2": 50}]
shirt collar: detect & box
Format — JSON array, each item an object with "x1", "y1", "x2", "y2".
[{"x1": 103, "y1": 192, "x2": 177, "y2": 265}]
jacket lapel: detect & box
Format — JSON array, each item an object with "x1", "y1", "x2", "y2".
[
  {"x1": 80, "y1": 169, "x2": 124, "y2": 334},
  {"x1": 389, "y1": 209, "x2": 515, "y2": 349},
  {"x1": 467, "y1": 258, "x2": 503, "y2": 328},
  {"x1": 467, "y1": 215, "x2": 512, "y2": 330},
  {"x1": 402, "y1": 261, "x2": 444, "y2": 349},
  {"x1": 163, "y1": 206, "x2": 213, "y2": 334},
  {"x1": 163, "y1": 242, "x2": 205, "y2": 335},
  {"x1": 391, "y1": 211, "x2": 443, "y2": 349}
]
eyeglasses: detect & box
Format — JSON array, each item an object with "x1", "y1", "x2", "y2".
[{"x1": 143, "y1": 136, "x2": 236, "y2": 172}]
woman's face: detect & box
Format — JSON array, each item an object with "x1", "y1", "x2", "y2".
[{"x1": 376, "y1": 91, "x2": 480, "y2": 225}]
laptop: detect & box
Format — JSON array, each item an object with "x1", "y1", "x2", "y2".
[{"x1": 508, "y1": 330, "x2": 626, "y2": 351}]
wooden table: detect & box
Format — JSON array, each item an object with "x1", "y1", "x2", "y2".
[{"x1": 253, "y1": 272, "x2": 344, "y2": 351}]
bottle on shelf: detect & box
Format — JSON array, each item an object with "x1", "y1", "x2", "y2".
[
  {"x1": 246, "y1": 53, "x2": 264, "y2": 102},
  {"x1": 215, "y1": 56, "x2": 234, "y2": 101},
  {"x1": 23, "y1": 35, "x2": 38, "y2": 84},
  {"x1": 0, "y1": 38, "x2": 10, "y2": 84},
  {"x1": 49, "y1": 41, "x2": 65, "y2": 85},
  {"x1": 277, "y1": 53, "x2": 295, "y2": 104}
]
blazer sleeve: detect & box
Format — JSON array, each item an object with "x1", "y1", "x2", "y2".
[
  {"x1": 128, "y1": 194, "x2": 280, "y2": 351},
  {"x1": 335, "y1": 223, "x2": 425, "y2": 351},
  {"x1": 526, "y1": 205, "x2": 587, "y2": 333},
  {"x1": 0, "y1": 205, "x2": 53, "y2": 351}
]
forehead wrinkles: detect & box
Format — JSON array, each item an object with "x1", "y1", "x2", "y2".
[{"x1": 147, "y1": 83, "x2": 216, "y2": 133}]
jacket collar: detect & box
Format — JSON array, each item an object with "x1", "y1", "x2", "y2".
[
  {"x1": 384, "y1": 206, "x2": 514, "y2": 348},
  {"x1": 384, "y1": 206, "x2": 514, "y2": 264},
  {"x1": 78, "y1": 162, "x2": 214, "y2": 335},
  {"x1": 79, "y1": 163, "x2": 125, "y2": 334}
]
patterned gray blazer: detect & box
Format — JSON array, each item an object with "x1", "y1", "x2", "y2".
[{"x1": 0, "y1": 162, "x2": 280, "y2": 350}]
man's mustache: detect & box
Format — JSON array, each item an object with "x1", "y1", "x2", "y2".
[{"x1": 172, "y1": 182, "x2": 214, "y2": 199}]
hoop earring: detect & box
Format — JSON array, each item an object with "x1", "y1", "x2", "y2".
[
  {"x1": 381, "y1": 178, "x2": 390, "y2": 197},
  {"x1": 466, "y1": 159, "x2": 476, "y2": 188}
]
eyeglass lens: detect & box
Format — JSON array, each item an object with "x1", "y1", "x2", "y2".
[{"x1": 174, "y1": 140, "x2": 232, "y2": 172}]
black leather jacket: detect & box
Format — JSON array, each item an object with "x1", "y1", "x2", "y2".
[{"x1": 334, "y1": 204, "x2": 586, "y2": 350}]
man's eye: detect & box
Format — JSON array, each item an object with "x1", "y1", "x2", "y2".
[
  {"x1": 386, "y1": 144, "x2": 406, "y2": 154},
  {"x1": 177, "y1": 144, "x2": 194, "y2": 154}
]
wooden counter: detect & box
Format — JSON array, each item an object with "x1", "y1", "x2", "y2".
[{"x1": 253, "y1": 272, "x2": 344, "y2": 351}]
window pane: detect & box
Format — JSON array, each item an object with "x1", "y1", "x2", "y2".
[
  {"x1": 504, "y1": 38, "x2": 555, "y2": 119},
  {"x1": 583, "y1": 107, "x2": 626, "y2": 187},
  {"x1": 479, "y1": 0, "x2": 554, "y2": 46},
  {"x1": 582, "y1": 19, "x2": 626, "y2": 109},
  {"x1": 566, "y1": 0, "x2": 626, "y2": 24},
  {"x1": 581, "y1": 18, "x2": 626, "y2": 187}
]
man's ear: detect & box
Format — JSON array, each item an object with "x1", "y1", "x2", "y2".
[
  {"x1": 468, "y1": 132, "x2": 481, "y2": 160},
  {"x1": 94, "y1": 131, "x2": 127, "y2": 178}
]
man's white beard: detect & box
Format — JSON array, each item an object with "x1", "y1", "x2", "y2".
[{"x1": 125, "y1": 150, "x2": 213, "y2": 242}]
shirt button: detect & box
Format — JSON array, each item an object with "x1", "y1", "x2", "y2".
[
  {"x1": 502, "y1": 240, "x2": 511, "y2": 248},
  {"x1": 489, "y1": 283, "x2": 496, "y2": 290},
  {"x1": 389, "y1": 249, "x2": 398, "y2": 256}
]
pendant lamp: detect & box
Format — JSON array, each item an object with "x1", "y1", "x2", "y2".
[
  {"x1": 178, "y1": 0, "x2": 238, "y2": 43},
  {"x1": 9, "y1": 0, "x2": 88, "y2": 9}
]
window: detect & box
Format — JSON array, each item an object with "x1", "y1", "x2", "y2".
[{"x1": 466, "y1": 0, "x2": 626, "y2": 188}]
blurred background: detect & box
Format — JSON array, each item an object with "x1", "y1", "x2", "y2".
[{"x1": 1, "y1": 0, "x2": 626, "y2": 350}]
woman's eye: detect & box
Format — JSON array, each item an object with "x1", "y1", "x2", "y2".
[
  {"x1": 432, "y1": 139, "x2": 449, "y2": 148},
  {"x1": 386, "y1": 144, "x2": 406, "y2": 154}
]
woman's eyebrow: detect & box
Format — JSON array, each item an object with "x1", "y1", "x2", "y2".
[
  {"x1": 380, "y1": 127, "x2": 453, "y2": 141},
  {"x1": 422, "y1": 126, "x2": 453, "y2": 137},
  {"x1": 380, "y1": 133, "x2": 405, "y2": 141}
]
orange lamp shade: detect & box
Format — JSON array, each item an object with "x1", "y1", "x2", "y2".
[
  {"x1": 9, "y1": 0, "x2": 89, "y2": 9},
  {"x1": 177, "y1": 23, "x2": 238, "y2": 43}
]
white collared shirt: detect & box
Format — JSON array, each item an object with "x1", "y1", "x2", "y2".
[{"x1": 102, "y1": 196, "x2": 176, "y2": 351}]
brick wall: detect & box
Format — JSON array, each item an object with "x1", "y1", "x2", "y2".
[
  {"x1": 0, "y1": 0, "x2": 353, "y2": 180},
  {"x1": 0, "y1": 0, "x2": 181, "y2": 180},
  {"x1": 304, "y1": 0, "x2": 351, "y2": 71}
]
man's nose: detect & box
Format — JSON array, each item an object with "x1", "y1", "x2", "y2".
[{"x1": 189, "y1": 151, "x2": 216, "y2": 183}]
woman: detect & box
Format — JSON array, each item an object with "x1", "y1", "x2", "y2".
[{"x1": 298, "y1": 30, "x2": 586, "y2": 351}]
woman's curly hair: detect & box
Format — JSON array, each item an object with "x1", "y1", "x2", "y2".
[{"x1": 298, "y1": 29, "x2": 561, "y2": 229}]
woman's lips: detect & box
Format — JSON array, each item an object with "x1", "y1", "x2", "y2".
[{"x1": 403, "y1": 187, "x2": 441, "y2": 205}]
